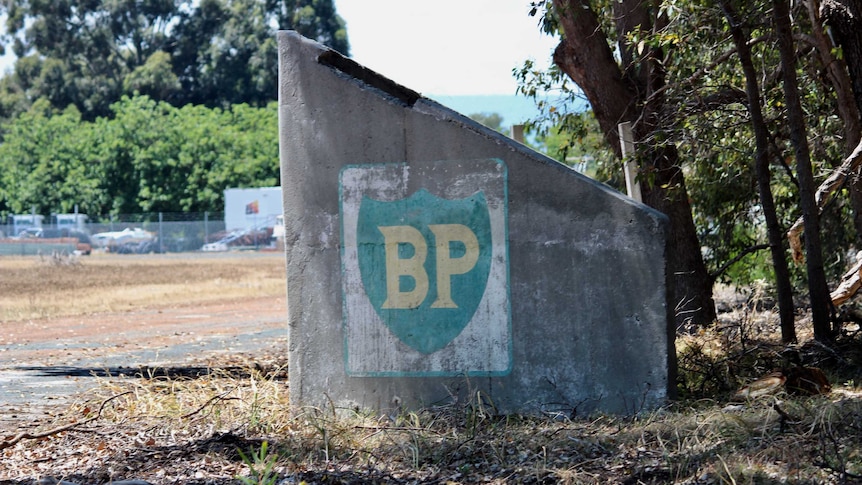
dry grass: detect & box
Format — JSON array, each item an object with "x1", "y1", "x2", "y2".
[
  {"x1": 0, "y1": 252, "x2": 286, "y2": 321},
  {"x1": 2, "y1": 264, "x2": 862, "y2": 483},
  {"x1": 4, "y1": 354, "x2": 861, "y2": 484}
]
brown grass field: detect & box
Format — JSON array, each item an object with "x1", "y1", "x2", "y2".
[
  {"x1": 0, "y1": 252, "x2": 286, "y2": 322},
  {"x1": 1, "y1": 253, "x2": 862, "y2": 484}
]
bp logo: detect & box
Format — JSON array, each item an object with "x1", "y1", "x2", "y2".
[
  {"x1": 357, "y1": 189, "x2": 491, "y2": 354},
  {"x1": 340, "y1": 159, "x2": 511, "y2": 376}
]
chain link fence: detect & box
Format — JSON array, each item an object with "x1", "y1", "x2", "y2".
[{"x1": 0, "y1": 212, "x2": 280, "y2": 255}]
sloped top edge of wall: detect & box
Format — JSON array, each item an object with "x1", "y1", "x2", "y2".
[
  {"x1": 317, "y1": 50, "x2": 421, "y2": 107},
  {"x1": 277, "y1": 30, "x2": 668, "y2": 226}
]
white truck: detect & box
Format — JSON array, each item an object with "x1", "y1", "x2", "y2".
[
  {"x1": 54, "y1": 213, "x2": 88, "y2": 232},
  {"x1": 11, "y1": 214, "x2": 45, "y2": 236}
]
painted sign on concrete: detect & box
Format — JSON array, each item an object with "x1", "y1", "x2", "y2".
[
  {"x1": 339, "y1": 159, "x2": 510, "y2": 376},
  {"x1": 279, "y1": 31, "x2": 671, "y2": 415}
]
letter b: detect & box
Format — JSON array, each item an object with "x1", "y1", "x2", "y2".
[{"x1": 379, "y1": 225, "x2": 429, "y2": 309}]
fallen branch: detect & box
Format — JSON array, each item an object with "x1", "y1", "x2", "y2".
[
  {"x1": 788, "y1": 137, "x2": 862, "y2": 263},
  {"x1": 0, "y1": 391, "x2": 133, "y2": 450},
  {"x1": 830, "y1": 256, "x2": 862, "y2": 306},
  {"x1": 181, "y1": 387, "x2": 239, "y2": 419}
]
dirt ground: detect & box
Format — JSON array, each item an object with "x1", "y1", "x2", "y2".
[
  {"x1": 3, "y1": 254, "x2": 862, "y2": 484},
  {"x1": 0, "y1": 252, "x2": 288, "y2": 429},
  {"x1": 0, "y1": 296, "x2": 286, "y2": 365}
]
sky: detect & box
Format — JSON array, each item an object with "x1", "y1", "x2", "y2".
[
  {"x1": 0, "y1": 2, "x2": 559, "y2": 95},
  {"x1": 334, "y1": 0, "x2": 559, "y2": 96}
]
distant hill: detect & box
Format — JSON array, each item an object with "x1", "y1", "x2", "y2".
[{"x1": 428, "y1": 94, "x2": 588, "y2": 129}]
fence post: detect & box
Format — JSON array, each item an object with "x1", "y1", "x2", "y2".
[
  {"x1": 511, "y1": 124, "x2": 525, "y2": 144},
  {"x1": 158, "y1": 212, "x2": 164, "y2": 254},
  {"x1": 204, "y1": 211, "x2": 209, "y2": 244},
  {"x1": 618, "y1": 121, "x2": 642, "y2": 202}
]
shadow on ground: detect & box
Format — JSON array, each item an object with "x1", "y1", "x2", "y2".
[{"x1": 11, "y1": 363, "x2": 288, "y2": 381}]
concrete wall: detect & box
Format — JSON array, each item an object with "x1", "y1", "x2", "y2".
[{"x1": 278, "y1": 31, "x2": 671, "y2": 415}]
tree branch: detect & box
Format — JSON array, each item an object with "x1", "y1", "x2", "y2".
[
  {"x1": 180, "y1": 387, "x2": 239, "y2": 419},
  {"x1": 710, "y1": 244, "x2": 771, "y2": 280},
  {"x1": 788, "y1": 136, "x2": 862, "y2": 263},
  {"x1": 0, "y1": 391, "x2": 132, "y2": 451},
  {"x1": 646, "y1": 36, "x2": 769, "y2": 108}
]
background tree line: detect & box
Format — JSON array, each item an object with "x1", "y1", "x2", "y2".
[
  {"x1": 0, "y1": 0, "x2": 346, "y2": 217},
  {"x1": 0, "y1": 0, "x2": 348, "y2": 123}
]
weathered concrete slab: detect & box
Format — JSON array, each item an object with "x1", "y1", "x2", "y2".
[{"x1": 278, "y1": 31, "x2": 672, "y2": 415}]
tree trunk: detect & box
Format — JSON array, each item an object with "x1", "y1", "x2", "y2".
[
  {"x1": 819, "y1": 0, "x2": 862, "y2": 249},
  {"x1": 806, "y1": 0, "x2": 862, "y2": 251},
  {"x1": 551, "y1": 0, "x2": 716, "y2": 328},
  {"x1": 722, "y1": 2, "x2": 797, "y2": 343},
  {"x1": 821, "y1": 0, "x2": 862, "y2": 114},
  {"x1": 774, "y1": 0, "x2": 835, "y2": 341}
]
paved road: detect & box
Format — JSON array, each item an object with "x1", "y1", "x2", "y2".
[{"x1": 0, "y1": 297, "x2": 287, "y2": 421}]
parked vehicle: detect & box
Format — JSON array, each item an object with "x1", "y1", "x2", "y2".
[
  {"x1": 40, "y1": 228, "x2": 93, "y2": 255},
  {"x1": 91, "y1": 227, "x2": 156, "y2": 252},
  {"x1": 5, "y1": 227, "x2": 92, "y2": 255},
  {"x1": 201, "y1": 227, "x2": 273, "y2": 252},
  {"x1": 15, "y1": 228, "x2": 44, "y2": 238},
  {"x1": 10, "y1": 214, "x2": 44, "y2": 236}
]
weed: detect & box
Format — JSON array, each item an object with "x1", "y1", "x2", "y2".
[{"x1": 236, "y1": 440, "x2": 280, "y2": 485}]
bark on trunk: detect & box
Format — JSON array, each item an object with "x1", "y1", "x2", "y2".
[
  {"x1": 821, "y1": 0, "x2": 862, "y2": 114},
  {"x1": 551, "y1": 0, "x2": 716, "y2": 327},
  {"x1": 774, "y1": 0, "x2": 835, "y2": 341},
  {"x1": 805, "y1": 0, "x2": 862, "y2": 249},
  {"x1": 811, "y1": 0, "x2": 862, "y2": 246},
  {"x1": 722, "y1": 1, "x2": 797, "y2": 343},
  {"x1": 788, "y1": 138, "x2": 862, "y2": 262}
]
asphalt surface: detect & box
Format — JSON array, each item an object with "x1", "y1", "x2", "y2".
[{"x1": 0, "y1": 298, "x2": 287, "y2": 421}]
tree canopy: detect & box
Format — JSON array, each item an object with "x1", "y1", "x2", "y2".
[
  {"x1": 0, "y1": 0, "x2": 349, "y2": 121},
  {"x1": 0, "y1": 95, "x2": 279, "y2": 217}
]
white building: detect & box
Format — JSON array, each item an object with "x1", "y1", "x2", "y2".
[{"x1": 224, "y1": 187, "x2": 283, "y2": 231}]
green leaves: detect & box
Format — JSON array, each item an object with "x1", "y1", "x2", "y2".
[
  {"x1": 122, "y1": 51, "x2": 181, "y2": 100},
  {"x1": 0, "y1": 95, "x2": 278, "y2": 219},
  {"x1": 0, "y1": 0, "x2": 350, "y2": 120}
]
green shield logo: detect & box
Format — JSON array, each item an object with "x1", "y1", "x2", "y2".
[{"x1": 357, "y1": 189, "x2": 492, "y2": 354}]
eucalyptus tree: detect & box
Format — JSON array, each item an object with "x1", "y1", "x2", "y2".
[
  {"x1": 720, "y1": 0, "x2": 796, "y2": 343},
  {"x1": 773, "y1": 0, "x2": 833, "y2": 340},
  {"x1": 0, "y1": 0, "x2": 180, "y2": 120},
  {"x1": 821, "y1": 0, "x2": 862, "y2": 114},
  {"x1": 521, "y1": 0, "x2": 862, "y2": 340},
  {"x1": 524, "y1": 0, "x2": 718, "y2": 327}
]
